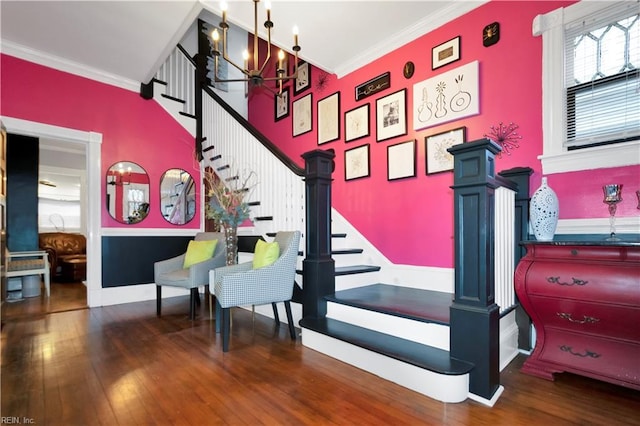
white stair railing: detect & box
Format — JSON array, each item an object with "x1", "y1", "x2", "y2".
[
  {"x1": 201, "y1": 92, "x2": 305, "y2": 237},
  {"x1": 154, "y1": 46, "x2": 195, "y2": 117},
  {"x1": 495, "y1": 185, "x2": 516, "y2": 314}
]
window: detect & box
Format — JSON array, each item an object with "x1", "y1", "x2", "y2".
[
  {"x1": 565, "y1": 12, "x2": 639, "y2": 149},
  {"x1": 534, "y1": 1, "x2": 640, "y2": 174}
]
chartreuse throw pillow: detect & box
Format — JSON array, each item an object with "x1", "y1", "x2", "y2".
[
  {"x1": 253, "y1": 239, "x2": 280, "y2": 269},
  {"x1": 183, "y1": 239, "x2": 218, "y2": 269}
]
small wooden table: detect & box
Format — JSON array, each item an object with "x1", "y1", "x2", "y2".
[{"x1": 61, "y1": 257, "x2": 87, "y2": 282}]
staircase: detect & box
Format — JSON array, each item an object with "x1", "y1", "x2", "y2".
[{"x1": 143, "y1": 44, "x2": 531, "y2": 407}]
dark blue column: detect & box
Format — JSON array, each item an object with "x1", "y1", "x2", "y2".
[
  {"x1": 301, "y1": 149, "x2": 335, "y2": 319},
  {"x1": 447, "y1": 138, "x2": 501, "y2": 400}
]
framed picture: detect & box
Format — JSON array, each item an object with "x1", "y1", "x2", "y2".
[
  {"x1": 432, "y1": 36, "x2": 461, "y2": 70},
  {"x1": 274, "y1": 86, "x2": 290, "y2": 122},
  {"x1": 317, "y1": 91, "x2": 340, "y2": 145},
  {"x1": 413, "y1": 60, "x2": 479, "y2": 131},
  {"x1": 387, "y1": 140, "x2": 416, "y2": 181},
  {"x1": 344, "y1": 144, "x2": 370, "y2": 181},
  {"x1": 426, "y1": 126, "x2": 466, "y2": 174},
  {"x1": 376, "y1": 89, "x2": 407, "y2": 142},
  {"x1": 355, "y1": 72, "x2": 391, "y2": 101},
  {"x1": 292, "y1": 93, "x2": 313, "y2": 137},
  {"x1": 345, "y1": 104, "x2": 370, "y2": 142},
  {"x1": 294, "y1": 60, "x2": 311, "y2": 95}
]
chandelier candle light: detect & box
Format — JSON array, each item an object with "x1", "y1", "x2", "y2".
[{"x1": 211, "y1": 0, "x2": 301, "y2": 95}]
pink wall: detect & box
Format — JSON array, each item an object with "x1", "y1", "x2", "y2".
[
  {"x1": 247, "y1": 1, "x2": 639, "y2": 268},
  {"x1": 0, "y1": 54, "x2": 200, "y2": 229}
]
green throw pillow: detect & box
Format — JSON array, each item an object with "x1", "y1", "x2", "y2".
[
  {"x1": 183, "y1": 239, "x2": 218, "y2": 269},
  {"x1": 253, "y1": 239, "x2": 279, "y2": 269}
]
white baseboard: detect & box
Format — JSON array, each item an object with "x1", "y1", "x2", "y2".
[
  {"x1": 301, "y1": 328, "x2": 470, "y2": 404},
  {"x1": 499, "y1": 310, "x2": 519, "y2": 372},
  {"x1": 97, "y1": 283, "x2": 191, "y2": 307},
  {"x1": 468, "y1": 385, "x2": 505, "y2": 407}
]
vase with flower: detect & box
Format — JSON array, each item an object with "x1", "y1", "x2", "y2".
[{"x1": 205, "y1": 170, "x2": 255, "y2": 265}]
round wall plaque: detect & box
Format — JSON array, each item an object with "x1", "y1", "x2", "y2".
[{"x1": 403, "y1": 61, "x2": 415, "y2": 79}]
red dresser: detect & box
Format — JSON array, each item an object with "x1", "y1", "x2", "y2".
[{"x1": 515, "y1": 241, "x2": 640, "y2": 390}]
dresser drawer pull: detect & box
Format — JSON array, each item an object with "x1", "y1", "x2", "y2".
[
  {"x1": 547, "y1": 276, "x2": 589, "y2": 286},
  {"x1": 557, "y1": 312, "x2": 600, "y2": 324},
  {"x1": 559, "y1": 345, "x2": 601, "y2": 358}
]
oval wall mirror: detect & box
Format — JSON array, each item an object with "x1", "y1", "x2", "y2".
[
  {"x1": 160, "y1": 168, "x2": 196, "y2": 225},
  {"x1": 106, "y1": 161, "x2": 150, "y2": 224}
]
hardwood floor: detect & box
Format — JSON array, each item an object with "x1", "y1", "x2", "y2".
[
  {"x1": 1, "y1": 280, "x2": 87, "y2": 321},
  {"x1": 1, "y1": 295, "x2": 639, "y2": 425}
]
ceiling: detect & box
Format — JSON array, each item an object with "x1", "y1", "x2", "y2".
[{"x1": 1, "y1": 1, "x2": 486, "y2": 85}]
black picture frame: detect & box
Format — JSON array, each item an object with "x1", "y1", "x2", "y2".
[
  {"x1": 344, "y1": 144, "x2": 370, "y2": 181},
  {"x1": 292, "y1": 93, "x2": 313, "y2": 137},
  {"x1": 355, "y1": 72, "x2": 391, "y2": 101},
  {"x1": 425, "y1": 126, "x2": 466, "y2": 174},
  {"x1": 345, "y1": 104, "x2": 370, "y2": 142},
  {"x1": 274, "y1": 87, "x2": 290, "y2": 122},
  {"x1": 376, "y1": 89, "x2": 407, "y2": 142},
  {"x1": 317, "y1": 91, "x2": 341, "y2": 145},
  {"x1": 294, "y1": 60, "x2": 311, "y2": 95},
  {"x1": 387, "y1": 139, "x2": 416, "y2": 181},
  {"x1": 432, "y1": 36, "x2": 461, "y2": 70}
]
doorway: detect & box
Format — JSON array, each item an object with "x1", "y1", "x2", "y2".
[{"x1": 1, "y1": 116, "x2": 102, "y2": 310}]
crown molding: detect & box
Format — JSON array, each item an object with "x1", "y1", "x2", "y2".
[
  {"x1": 1, "y1": 40, "x2": 140, "y2": 92},
  {"x1": 334, "y1": 1, "x2": 488, "y2": 78}
]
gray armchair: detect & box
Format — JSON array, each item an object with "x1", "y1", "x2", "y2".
[
  {"x1": 154, "y1": 232, "x2": 225, "y2": 319},
  {"x1": 210, "y1": 231, "x2": 301, "y2": 352}
]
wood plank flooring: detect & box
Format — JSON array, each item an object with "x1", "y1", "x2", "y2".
[
  {"x1": 2, "y1": 295, "x2": 639, "y2": 425},
  {"x1": 1, "y1": 281, "x2": 87, "y2": 321}
]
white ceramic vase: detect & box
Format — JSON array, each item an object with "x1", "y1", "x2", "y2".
[{"x1": 530, "y1": 177, "x2": 559, "y2": 241}]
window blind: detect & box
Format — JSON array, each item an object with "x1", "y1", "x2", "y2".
[{"x1": 564, "y1": 4, "x2": 639, "y2": 149}]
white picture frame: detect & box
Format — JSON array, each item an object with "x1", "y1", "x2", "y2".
[{"x1": 413, "y1": 60, "x2": 479, "y2": 131}]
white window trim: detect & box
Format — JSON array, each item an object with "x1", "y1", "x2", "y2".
[{"x1": 533, "y1": 1, "x2": 640, "y2": 175}]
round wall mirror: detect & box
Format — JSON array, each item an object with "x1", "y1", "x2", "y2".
[
  {"x1": 160, "y1": 168, "x2": 196, "y2": 225},
  {"x1": 106, "y1": 161, "x2": 150, "y2": 224}
]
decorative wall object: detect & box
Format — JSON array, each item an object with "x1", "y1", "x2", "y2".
[
  {"x1": 317, "y1": 91, "x2": 340, "y2": 145},
  {"x1": 387, "y1": 139, "x2": 416, "y2": 181},
  {"x1": 432, "y1": 36, "x2": 461, "y2": 70},
  {"x1": 344, "y1": 144, "x2": 370, "y2": 181},
  {"x1": 484, "y1": 121, "x2": 522, "y2": 157},
  {"x1": 376, "y1": 89, "x2": 407, "y2": 142},
  {"x1": 413, "y1": 60, "x2": 479, "y2": 131},
  {"x1": 403, "y1": 61, "x2": 415, "y2": 79},
  {"x1": 483, "y1": 22, "x2": 500, "y2": 47},
  {"x1": 356, "y1": 72, "x2": 391, "y2": 101},
  {"x1": 426, "y1": 127, "x2": 466, "y2": 174},
  {"x1": 345, "y1": 104, "x2": 370, "y2": 142},
  {"x1": 292, "y1": 93, "x2": 312, "y2": 136},
  {"x1": 294, "y1": 61, "x2": 311, "y2": 95},
  {"x1": 274, "y1": 87, "x2": 290, "y2": 122},
  {"x1": 530, "y1": 177, "x2": 559, "y2": 241}
]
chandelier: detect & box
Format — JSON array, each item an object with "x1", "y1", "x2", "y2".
[{"x1": 210, "y1": 0, "x2": 301, "y2": 95}]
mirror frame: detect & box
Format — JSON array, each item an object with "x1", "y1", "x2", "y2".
[
  {"x1": 106, "y1": 161, "x2": 150, "y2": 224},
  {"x1": 160, "y1": 168, "x2": 196, "y2": 225}
]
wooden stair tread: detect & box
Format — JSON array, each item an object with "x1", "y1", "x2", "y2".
[
  {"x1": 332, "y1": 248, "x2": 363, "y2": 255},
  {"x1": 335, "y1": 265, "x2": 380, "y2": 275},
  {"x1": 299, "y1": 317, "x2": 473, "y2": 375},
  {"x1": 326, "y1": 283, "x2": 451, "y2": 325},
  {"x1": 295, "y1": 265, "x2": 380, "y2": 276}
]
